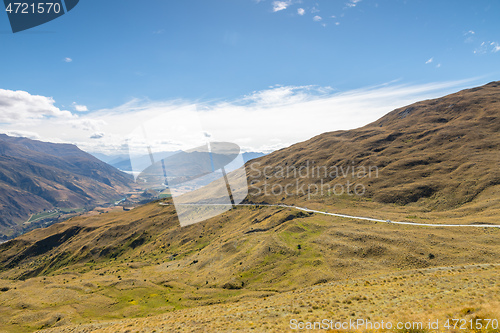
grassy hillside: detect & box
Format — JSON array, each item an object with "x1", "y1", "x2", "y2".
[
  {"x1": 38, "y1": 264, "x2": 500, "y2": 333},
  {"x1": 245, "y1": 81, "x2": 500, "y2": 211},
  {"x1": 0, "y1": 199, "x2": 499, "y2": 332},
  {"x1": 0, "y1": 82, "x2": 499, "y2": 332}
]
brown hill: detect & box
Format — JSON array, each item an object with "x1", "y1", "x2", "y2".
[
  {"x1": 245, "y1": 81, "x2": 500, "y2": 209},
  {"x1": 0, "y1": 135, "x2": 133, "y2": 238}
]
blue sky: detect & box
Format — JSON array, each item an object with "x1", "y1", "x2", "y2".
[{"x1": 0, "y1": 0, "x2": 499, "y2": 153}]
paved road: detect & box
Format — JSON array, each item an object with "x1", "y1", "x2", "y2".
[
  {"x1": 159, "y1": 202, "x2": 500, "y2": 228},
  {"x1": 292, "y1": 206, "x2": 500, "y2": 228}
]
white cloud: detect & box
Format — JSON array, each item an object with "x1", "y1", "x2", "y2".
[
  {"x1": 90, "y1": 132, "x2": 105, "y2": 139},
  {"x1": 0, "y1": 89, "x2": 73, "y2": 124},
  {"x1": 272, "y1": 0, "x2": 292, "y2": 12},
  {"x1": 474, "y1": 41, "x2": 500, "y2": 54},
  {"x1": 436, "y1": 63, "x2": 442, "y2": 68},
  {"x1": 464, "y1": 31, "x2": 475, "y2": 43},
  {"x1": 2, "y1": 130, "x2": 41, "y2": 140},
  {"x1": 0, "y1": 79, "x2": 482, "y2": 154},
  {"x1": 260, "y1": 1, "x2": 354, "y2": 28},
  {"x1": 72, "y1": 102, "x2": 89, "y2": 112},
  {"x1": 69, "y1": 118, "x2": 107, "y2": 132},
  {"x1": 425, "y1": 57, "x2": 433, "y2": 64},
  {"x1": 192, "y1": 79, "x2": 478, "y2": 153},
  {"x1": 64, "y1": 57, "x2": 73, "y2": 63},
  {"x1": 346, "y1": 0, "x2": 362, "y2": 8},
  {"x1": 238, "y1": 85, "x2": 333, "y2": 107},
  {"x1": 491, "y1": 42, "x2": 500, "y2": 53}
]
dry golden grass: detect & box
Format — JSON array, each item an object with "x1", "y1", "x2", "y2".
[
  {"x1": 36, "y1": 264, "x2": 500, "y2": 333},
  {"x1": 245, "y1": 81, "x2": 500, "y2": 212},
  {"x1": 0, "y1": 82, "x2": 499, "y2": 332},
  {"x1": 0, "y1": 201, "x2": 499, "y2": 332}
]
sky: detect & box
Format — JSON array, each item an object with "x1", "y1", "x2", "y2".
[{"x1": 0, "y1": 0, "x2": 499, "y2": 155}]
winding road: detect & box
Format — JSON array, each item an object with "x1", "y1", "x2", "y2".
[{"x1": 159, "y1": 202, "x2": 500, "y2": 228}]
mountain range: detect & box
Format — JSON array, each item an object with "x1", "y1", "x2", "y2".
[
  {"x1": 0, "y1": 135, "x2": 133, "y2": 239},
  {"x1": 92, "y1": 151, "x2": 267, "y2": 172}
]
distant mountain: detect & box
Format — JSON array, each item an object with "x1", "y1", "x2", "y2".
[
  {"x1": 92, "y1": 151, "x2": 181, "y2": 172},
  {"x1": 88, "y1": 152, "x2": 126, "y2": 164},
  {"x1": 0, "y1": 135, "x2": 133, "y2": 238},
  {"x1": 92, "y1": 151, "x2": 266, "y2": 172},
  {"x1": 242, "y1": 152, "x2": 266, "y2": 163}
]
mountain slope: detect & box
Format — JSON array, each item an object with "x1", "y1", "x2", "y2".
[
  {"x1": 0, "y1": 135, "x2": 133, "y2": 238},
  {"x1": 0, "y1": 199, "x2": 499, "y2": 331},
  {"x1": 245, "y1": 81, "x2": 500, "y2": 209}
]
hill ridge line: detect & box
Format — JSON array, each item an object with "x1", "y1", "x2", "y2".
[{"x1": 159, "y1": 202, "x2": 500, "y2": 228}]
